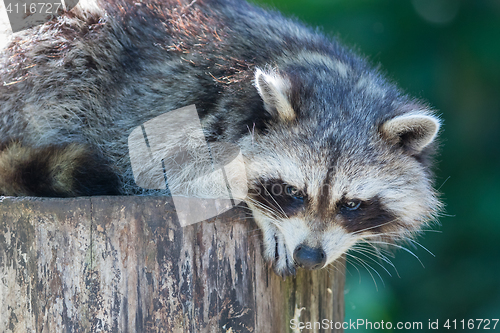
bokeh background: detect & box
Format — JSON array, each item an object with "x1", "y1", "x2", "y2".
[{"x1": 250, "y1": 0, "x2": 499, "y2": 331}]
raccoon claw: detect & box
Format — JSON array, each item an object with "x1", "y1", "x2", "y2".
[
  {"x1": 271, "y1": 257, "x2": 297, "y2": 279},
  {"x1": 270, "y1": 233, "x2": 297, "y2": 279},
  {"x1": 272, "y1": 261, "x2": 297, "y2": 279}
]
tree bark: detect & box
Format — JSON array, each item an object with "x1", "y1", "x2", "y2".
[{"x1": 0, "y1": 196, "x2": 344, "y2": 332}]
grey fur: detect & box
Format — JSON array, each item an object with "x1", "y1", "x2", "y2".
[{"x1": 0, "y1": 0, "x2": 442, "y2": 276}]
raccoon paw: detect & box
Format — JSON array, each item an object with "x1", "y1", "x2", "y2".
[{"x1": 270, "y1": 232, "x2": 296, "y2": 279}]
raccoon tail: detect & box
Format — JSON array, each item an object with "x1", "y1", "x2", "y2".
[{"x1": 0, "y1": 141, "x2": 121, "y2": 197}]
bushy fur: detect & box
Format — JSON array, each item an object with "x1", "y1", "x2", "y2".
[{"x1": 0, "y1": 0, "x2": 442, "y2": 276}]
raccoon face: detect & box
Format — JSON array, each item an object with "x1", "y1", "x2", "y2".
[{"x1": 243, "y1": 67, "x2": 441, "y2": 277}]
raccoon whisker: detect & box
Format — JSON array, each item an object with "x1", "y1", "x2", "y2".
[
  {"x1": 245, "y1": 198, "x2": 282, "y2": 221},
  {"x1": 351, "y1": 217, "x2": 403, "y2": 235},
  {"x1": 344, "y1": 256, "x2": 363, "y2": 282},
  {"x1": 357, "y1": 231, "x2": 408, "y2": 241},
  {"x1": 245, "y1": 196, "x2": 285, "y2": 222},
  {"x1": 437, "y1": 175, "x2": 451, "y2": 191},
  {"x1": 353, "y1": 237, "x2": 413, "y2": 276},
  {"x1": 236, "y1": 203, "x2": 253, "y2": 210},
  {"x1": 245, "y1": 197, "x2": 274, "y2": 214},
  {"x1": 369, "y1": 250, "x2": 399, "y2": 278},
  {"x1": 352, "y1": 243, "x2": 395, "y2": 268},
  {"x1": 330, "y1": 256, "x2": 348, "y2": 273},
  {"x1": 234, "y1": 206, "x2": 254, "y2": 214},
  {"x1": 351, "y1": 244, "x2": 399, "y2": 278},
  {"x1": 349, "y1": 246, "x2": 393, "y2": 277},
  {"x1": 254, "y1": 217, "x2": 281, "y2": 229},
  {"x1": 364, "y1": 241, "x2": 398, "y2": 262},
  {"x1": 240, "y1": 215, "x2": 259, "y2": 221},
  {"x1": 244, "y1": 196, "x2": 268, "y2": 213},
  {"x1": 324, "y1": 262, "x2": 347, "y2": 278},
  {"x1": 438, "y1": 212, "x2": 455, "y2": 218},
  {"x1": 361, "y1": 231, "x2": 431, "y2": 256},
  {"x1": 237, "y1": 206, "x2": 262, "y2": 217},
  {"x1": 373, "y1": 228, "x2": 441, "y2": 236},
  {"x1": 256, "y1": 178, "x2": 289, "y2": 219},
  {"x1": 255, "y1": 203, "x2": 280, "y2": 218},
  {"x1": 354, "y1": 246, "x2": 396, "y2": 267},
  {"x1": 399, "y1": 237, "x2": 436, "y2": 257},
  {"x1": 259, "y1": 193, "x2": 288, "y2": 219},
  {"x1": 418, "y1": 229, "x2": 442, "y2": 234},
  {"x1": 365, "y1": 240, "x2": 424, "y2": 268},
  {"x1": 269, "y1": 218, "x2": 285, "y2": 229},
  {"x1": 353, "y1": 253, "x2": 386, "y2": 288},
  {"x1": 252, "y1": 209, "x2": 284, "y2": 229},
  {"x1": 345, "y1": 252, "x2": 382, "y2": 290}
]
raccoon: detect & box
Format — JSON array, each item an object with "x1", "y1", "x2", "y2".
[{"x1": 0, "y1": 0, "x2": 441, "y2": 277}]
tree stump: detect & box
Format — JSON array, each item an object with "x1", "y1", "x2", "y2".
[{"x1": 0, "y1": 196, "x2": 345, "y2": 332}]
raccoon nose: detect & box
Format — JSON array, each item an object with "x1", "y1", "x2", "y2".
[{"x1": 293, "y1": 245, "x2": 326, "y2": 270}]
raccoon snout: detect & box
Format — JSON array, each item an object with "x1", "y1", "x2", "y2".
[{"x1": 293, "y1": 245, "x2": 326, "y2": 270}]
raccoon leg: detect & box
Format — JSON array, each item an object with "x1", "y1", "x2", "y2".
[{"x1": 0, "y1": 141, "x2": 121, "y2": 197}]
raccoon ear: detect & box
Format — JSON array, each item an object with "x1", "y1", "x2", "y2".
[
  {"x1": 254, "y1": 68, "x2": 295, "y2": 121},
  {"x1": 381, "y1": 113, "x2": 440, "y2": 153}
]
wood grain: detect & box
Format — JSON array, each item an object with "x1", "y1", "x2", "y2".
[{"x1": 0, "y1": 196, "x2": 345, "y2": 332}]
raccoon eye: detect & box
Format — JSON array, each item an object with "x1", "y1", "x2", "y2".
[
  {"x1": 286, "y1": 185, "x2": 304, "y2": 200},
  {"x1": 342, "y1": 200, "x2": 361, "y2": 211}
]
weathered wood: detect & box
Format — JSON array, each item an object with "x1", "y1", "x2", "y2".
[{"x1": 0, "y1": 196, "x2": 345, "y2": 332}]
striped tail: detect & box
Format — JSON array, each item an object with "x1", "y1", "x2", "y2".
[{"x1": 0, "y1": 141, "x2": 121, "y2": 197}]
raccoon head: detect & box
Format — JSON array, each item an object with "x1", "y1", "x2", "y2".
[{"x1": 243, "y1": 66, "x2": 441, "y2": 278}]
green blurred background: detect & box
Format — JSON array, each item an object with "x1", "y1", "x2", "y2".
[{"x1": 250, "y1": 0, "x2": 499, "y2": 331}]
